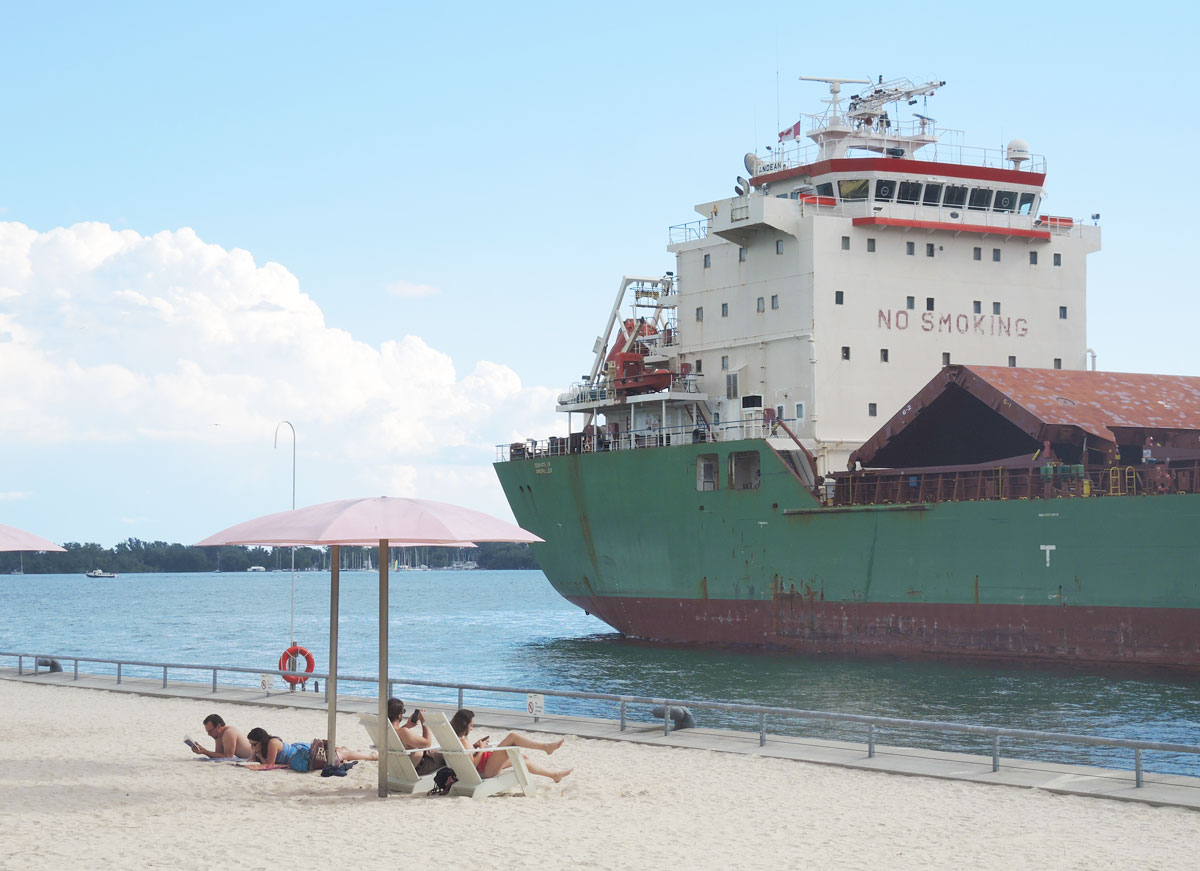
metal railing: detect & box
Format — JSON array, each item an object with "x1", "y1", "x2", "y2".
[{"x1": 5, "y1": 649, "x2": 1198, "y2": 787}]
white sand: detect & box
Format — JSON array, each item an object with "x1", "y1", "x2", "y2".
[{"x1": 1, "y1": 680, "x2": 1198, "y2": 871}]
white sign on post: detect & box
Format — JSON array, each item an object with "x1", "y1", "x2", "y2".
[
  {"x1": 526, "y1": 693, "x2": 545, "y2": 720},
  {"x1": 260, "y1": 673, "x2": 274, "y2": 692}
]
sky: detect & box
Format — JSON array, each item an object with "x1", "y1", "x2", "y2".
[{"x1": 1, "y1": 1, "x2": 1197, "y2": 547}]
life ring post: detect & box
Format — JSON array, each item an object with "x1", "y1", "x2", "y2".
[{"x1": 279, "y1": 645, "x2": 315, "y2": 686}]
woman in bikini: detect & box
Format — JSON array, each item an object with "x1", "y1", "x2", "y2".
[
  {"x1": 245, "y1": 727, "x2": 378, "y2": 770},
  {"x1": 449, "y1": 708, "x2": 572, "y2": 783}
]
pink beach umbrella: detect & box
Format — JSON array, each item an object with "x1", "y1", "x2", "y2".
[
  {"x1": 0, "y1": 524, "x2": 67, "y2": 553},
  {"x1": 196, "y1": 496, "x2": 541, "y2": 797}
]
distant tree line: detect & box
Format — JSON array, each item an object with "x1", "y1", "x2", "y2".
[{"x1": 0, "y1": 538, "x2": 540, "y2": 574}]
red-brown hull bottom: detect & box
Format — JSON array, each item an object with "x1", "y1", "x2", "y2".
[{"x1": 566, "y1": 595, "x2": 1200, "y2": 670}]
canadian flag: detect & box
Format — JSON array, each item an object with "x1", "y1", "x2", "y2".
[{"x1": 778, "y1": 120, "x2": 803, "y2": 142}]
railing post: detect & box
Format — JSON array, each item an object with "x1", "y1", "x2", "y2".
[
  {"x1": 868, "y1": 723, "x2": 876, "y2": 758},
  {"x1": 619, "y1": 701, "x2": 627, "y2": 732},
  {"x1": 73, "y1": 659, "x2": 79, "y2": 681},
  {"x1": 759, "y1": 712, "x2": 766, "y2": 747},
  {"x1": 663, "y1": 704, "x2": 670, "y2": 736},
  {"x1": 457, "y1": 687, "x2": 464, "y2": 710},
  {"x1": 212, "y1": 669, "x2": 218, "y2": 693},
  {"x1": 992, "y1": 734, "x2": 1000, "y2": 772},
  {"x1": 388, "y1": 680, "x2": 394, "y2": 701},
  {"x1": 17, "y1": 655, "x2": 22, "y2": 675},
  {"x1": 117, "y1": 663, "x2": 122, "y2": 685},
  {"x1": 162, "y1": 666, "x2": 168, "y2": 689},
  {"x1": 1135, "y1": 748, "x2": 1144, "y2": 788}
]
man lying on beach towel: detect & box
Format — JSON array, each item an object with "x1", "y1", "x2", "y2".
[{"x1": 189, "y1": 714, "x2": 253, "y2": 760}]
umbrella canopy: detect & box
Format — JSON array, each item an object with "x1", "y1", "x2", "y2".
[
  {"x1": 195, "y1": 496, "x2": 541, "y2": 547},
  {"x1": 0, "y1": 524, "x2": 67, "y2": 553},
  {"x1": 196, "y1": 496, "x2": 541, "y2": 797}
]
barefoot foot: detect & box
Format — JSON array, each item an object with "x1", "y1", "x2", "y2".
[
  {"x1": 546, "y1": 738, "x2": 564, "y2": 755},
  {"x1": 551, "y1": 767, "x2": 573, "y2": 783}
]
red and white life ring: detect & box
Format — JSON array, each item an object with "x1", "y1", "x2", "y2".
[{"x1": 278, "y1": 645, "x2": 315, "y2": 685}]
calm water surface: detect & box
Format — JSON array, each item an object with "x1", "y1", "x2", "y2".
[{"x1": 2, "y1": 570, "x2": 1197, "y2": 774}]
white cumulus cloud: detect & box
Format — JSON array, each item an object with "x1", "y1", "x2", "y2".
[{"x1": 386, "y1": 280, "x2": 441, "y2": 299}]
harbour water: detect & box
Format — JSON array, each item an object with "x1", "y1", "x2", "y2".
[{"x1": 2, "y1": 569, "x2": 1197, "y2": 775}]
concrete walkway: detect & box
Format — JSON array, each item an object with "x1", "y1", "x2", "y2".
[{"x1": 5, "y1": 666, "x2": 1199, "y2": 811}]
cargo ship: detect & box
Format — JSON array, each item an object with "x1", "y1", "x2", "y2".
[{"x1": 494, "y1": 76, "x2": 1200, "y2": 669}]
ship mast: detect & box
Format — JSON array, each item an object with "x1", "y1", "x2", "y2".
[{"x1": 799, "y1": 75, "x2": 946, "y2": 160}]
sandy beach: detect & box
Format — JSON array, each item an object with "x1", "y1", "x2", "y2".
[{"x1": 1, "y1": 679, "x2": 1198, "y2": 871}]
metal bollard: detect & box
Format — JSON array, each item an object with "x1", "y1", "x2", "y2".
[
  {"x1": 759, "y1": 712, "x2": 766, "y2": 747},
  {"x1": 992, "y1": 735, "x2": 1000, "y2": 772},
  {"x1": 620, "y1": 701, "x2": 627, "y2": 732},
  {"x1": 162, "y1": 666, "x2": 168, "y2": 689},
  {"x1": 1136, "y1": 748, "x2": 1144, "y2": 788},
  {"x1": 868, "y1": 723, "x2": 876, "y2": 758}
]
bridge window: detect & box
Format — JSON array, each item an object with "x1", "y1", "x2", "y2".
[
  {"x1": 897, "y1": 181, "x2": 922, "y2": 203},
  {"x1": 968, "y1": 188, "x2": 993, "y2": 211},
  {"x1": 874, "y1": 180, "x2": 895, "y2": 201},
  {"x1": 696, "y1": 454, "x2": 719, "y2": 491},
  {"x1": 943, "y1": 185, "x2": 968, "y2": 207},
  {"x1": 838, "y1": 179, "x2": 869, "y2": 200},
  {"x1": 730, "y1": 451, "x2": 761, "y2": 490},
  {"x1": 994, "y1": 190, "x2": 1017, "y2": 213},
  {"x1": 922, "y1": 183, "x2": 943, "y2": 205},
  {"x1": 816, "y1": 182, "x2": 834, "y2": 197},
  {"x1": 1019, "y1": 192, "x2": 1037, "y2": 215}
]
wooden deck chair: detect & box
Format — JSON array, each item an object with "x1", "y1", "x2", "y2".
[
  {"x1": 358, "y1": 713, "x2": 439, "y2": 794},
  {"x1": 425, "y1": 711, "x2": 535, "y2": 798}
]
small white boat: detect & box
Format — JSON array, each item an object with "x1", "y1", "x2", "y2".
[
  {"x1": 246, "y1": 565, "x2": 266, "y2": 572},
  {"x1": 85, "y1": 569, "x2": 117, "y2": 578}
]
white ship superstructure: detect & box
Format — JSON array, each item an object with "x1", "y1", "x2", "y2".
[{"x1": 552, "y1": 77, "x2": 1101, "y2": 473}]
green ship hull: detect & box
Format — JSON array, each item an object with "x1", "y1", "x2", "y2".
[{"x1": 496, "y1": 440, "x2": 1200, "y2": 669}]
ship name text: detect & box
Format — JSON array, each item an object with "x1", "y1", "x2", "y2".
[{"x1": 877, "y1": 310, "x2": 1029, "y2": 337}]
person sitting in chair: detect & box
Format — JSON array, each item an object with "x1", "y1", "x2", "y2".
[
  {"x1": 449, "y1": 708, "x2": 572, "y2": 783},
  {"x1": 387, "y1": 697, "x2": 443, "y2": 776}
]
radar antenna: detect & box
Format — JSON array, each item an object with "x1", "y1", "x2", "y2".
[{"x1": 798, "y1": 76, "x2": 871, "y2": 125}]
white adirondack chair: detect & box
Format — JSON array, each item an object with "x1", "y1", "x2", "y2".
[
  {"x1": 425, "y1": 711, "x2": 535, "y2": 798},
  {"x1": 359, "y1": 713, "x2": 439, "y2": 794}
]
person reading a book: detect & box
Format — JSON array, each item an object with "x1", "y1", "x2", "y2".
[{"x1": 190, "y1": 714, "x2": 253, "y2": 759}]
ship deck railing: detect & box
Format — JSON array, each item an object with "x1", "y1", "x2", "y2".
[
  {"x1": 5, "y1": 649, "x2": 1198, "y2": 787},
  {"x1": 497, "y1": 416, "x2": 793, "y2": 462},
  {"x1": 829, "y1": 459, "x2": 1200, "y2": 506},
  {"x1": 765, "y1": 134, "x2": 1048, "y2": 176}
]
